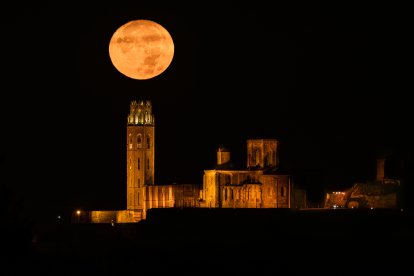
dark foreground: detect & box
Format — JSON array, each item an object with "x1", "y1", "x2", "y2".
[{"x1": 4, "y1": 208, "x2": 414, "y2": 275}]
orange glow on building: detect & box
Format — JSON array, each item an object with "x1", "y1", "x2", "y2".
[{"x1": 80, "y1": 100, "x2": 307, "y2": 224}]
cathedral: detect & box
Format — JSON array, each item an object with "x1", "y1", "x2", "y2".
[{"x1": 82, "y1": 100, "x2": 306, "y2": 223}]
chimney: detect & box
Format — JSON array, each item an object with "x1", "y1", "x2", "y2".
[
  {"x1": 217, "y1": 146, "x2": 230, "y2": 165},
  {"x1": 376, "y1": 158, "x2": 385, "y2": 181}
]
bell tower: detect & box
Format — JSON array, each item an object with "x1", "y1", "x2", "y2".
[
  {"x1": 126, "y1": 100, "x2": 155, "y2": 211},
  {"x1": 247, "y1": 139, "x2": 278, "y2": 169}
]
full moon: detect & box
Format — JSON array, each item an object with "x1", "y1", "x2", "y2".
[{"x1": 108, "y1": 20, "x2": 174, "y2": 80}]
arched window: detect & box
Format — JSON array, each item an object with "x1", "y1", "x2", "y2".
[
  {"x1": 137, "y1": 134, "x2": 142, "y2": 147},
  {"x1": 266, "y1": 150, "x2": 274, "y2": 166},
  {"x1": 255, "y1": 149, "x2": 260, "y2": 166}
]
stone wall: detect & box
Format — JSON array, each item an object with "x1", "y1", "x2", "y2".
[{"x1": 89, "y1": 210, "x2": 142, "y2": 223}]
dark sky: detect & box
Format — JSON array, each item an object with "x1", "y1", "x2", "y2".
[{"x1": 0, "y1": 1, "x2": 410, "y2": 220}]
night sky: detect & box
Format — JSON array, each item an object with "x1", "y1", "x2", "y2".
[{"x1": 0, "y1": 2, "x2": 410, "y2": 221}]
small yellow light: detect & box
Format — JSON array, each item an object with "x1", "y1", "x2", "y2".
[{"x1": 76, "y1": 210, "x2": 81, "y2": 215}]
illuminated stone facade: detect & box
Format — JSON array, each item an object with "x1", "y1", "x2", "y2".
[
  {"x1": 203, "y1": 141, "x2": 305, "y2": 209},
  {"x1": 126, "y1": 100, "x2": 155, "y2": 219},
  {"x1": 247, "y1": 139, "x2": 278, "y2": 168},
  {"x1": 88, "y1": 101, "x2": 202, "y2": 223},
  {"x1": 84, "y1": 100, "x2": 306, "y2": 223}
]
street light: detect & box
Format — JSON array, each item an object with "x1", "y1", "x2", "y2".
[{"x1": 76, "y1": 210, "x2": 81, "y2": 223}]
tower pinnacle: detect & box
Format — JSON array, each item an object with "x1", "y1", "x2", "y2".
[{"x1": 127, "y1": 100, "x2": 154, "y2": 125}]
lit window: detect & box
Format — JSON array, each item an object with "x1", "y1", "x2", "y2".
[{"x1": 137, "y1": 135, "x2": 142, "y2": 147}]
